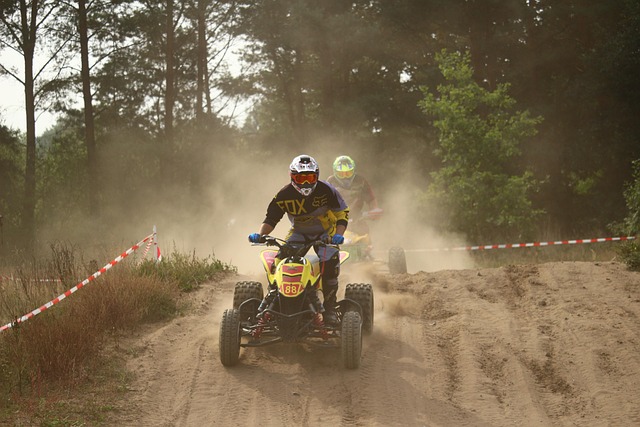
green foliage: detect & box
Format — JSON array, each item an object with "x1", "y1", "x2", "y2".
[
  {"x1": 618, "y1": 242, "x2": 640, "y2": 271},
  {"x1": 620, "y1": 160, "x2": 640, "y2": 235},
  {"x1": 418, "y1": 50, "x2": 544, "y2": 241},
  {"x1": 0, "y1": 124, "x2": 23, "y2": 219},
  {"x1": 136, "y1": 247, "x2": 237, "y2": 292},
  {"x1": 616, "y1": 159, "x2": 640, "y2": 270},
  {"x1": 2, "y1": 1, "x2": 640, "y2": 250},
  {"x1": 38, "y1": 120, "x2": 88, "y2": 226},
  {"x1": 568, "y1": 170, "x2": 603, "y2": 196}
]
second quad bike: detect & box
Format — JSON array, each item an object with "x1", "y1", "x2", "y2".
[
  {"x1": 341, "y1": 208, "x2": 407, "y2": 274},
  {"x1": 219, "y1": 236, "x2": 375, "y2": 369},
  {"x1": 341, "y1": 208, "x2": 383, "y2": 262}
]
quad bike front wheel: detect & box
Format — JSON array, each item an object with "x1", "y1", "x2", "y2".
[
  {"x1": 341, "y1": 310, "x2": 363, "y2": 369},
  {"x1": 345, "y1": 283, "x2": 374, "y2": 335},
  {"x1": 219, "y1": 308, "x2": 241, "y2": 366},
  {"x1": 388, "y1": 247, "x2": 407, "y2": 274}
]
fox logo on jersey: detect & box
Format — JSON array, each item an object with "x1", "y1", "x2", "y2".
[
  {"x1": 312, "y1": 195, "x2": 328, "y2": 208},
  {"x1": 276, "y1": 199, "x2": 307, "y2": 215}
]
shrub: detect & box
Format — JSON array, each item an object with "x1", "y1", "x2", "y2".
[
  {"x1": 136, "y1": 246, "x2": 236, "y2": 292},
  {"x1": 616, "y1": 159, "x2": 640, "y2": 270},
  {"x1": 418, "y1": 49, "x2": 544, "y2": 242},
  {"x1": 0, "y1": 242, "x2": 235, "y2": 413},
  {"x1": 618, "y1": 242, "x2": 640, "y2": 271}
]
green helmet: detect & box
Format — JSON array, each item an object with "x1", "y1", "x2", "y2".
[{"x1": 332, "y1": 155, "x2": 356, "y2": 188}]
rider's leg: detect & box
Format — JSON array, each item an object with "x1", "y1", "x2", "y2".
[
  {"x1": 318, "y1": 247, "x2": 340, "y2": 325},
  {"x1": 258, "y1": 272, "x2": 278, "y2": 311}
]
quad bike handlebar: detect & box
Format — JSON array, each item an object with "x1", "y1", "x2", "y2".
[
  {"x1": 348, "y1": 207, "x2": 383, "y2": 224},
  {"x1": 256, "y1": 235, "x2": 339, "y2": 258},
  {"x1": 361, "y1": 207, "x2": 383, "y2": 220}
]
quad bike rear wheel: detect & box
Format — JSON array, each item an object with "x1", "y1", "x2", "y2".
[
  {"x1": 219, "y1": 308, "x2": 241, "y2": 366},
  {"x1": 388, "y1": 247, "x2": 407, "y2": 274},
  {"x1": 233, "y1": 281, "x2": 264, "y2": 320},
  {"x1": 345, "y1": 283, "x2": 374, "y2": 335},
  {"x1": 233, "y1": 281, "x2": 264, "y2": 308},
  {"x1": 341, "y1": 310, "x2": 362, "y2": 369}
]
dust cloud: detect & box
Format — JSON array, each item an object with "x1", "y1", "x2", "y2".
[
  {"x1": 177, "y1": 137, "x2": 476, "y2": 277},
  {"x1": 33, "y1": 134, "x2": 474, "y2": 277}
]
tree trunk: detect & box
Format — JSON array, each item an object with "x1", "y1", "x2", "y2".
[
  {"x1": 163, "y1": 0, "x2": 176, "y2": 185},
  {"x1": 78, "y1": 0, "x2": 99, "y2": 215},
  {"x1": 196, "y1": 0, "x2": 206, "y2": 121},
  {"x1": 21, "y1": 0, "x2": 38, "y2": 249},
  {"x1": 318, "y1": 43, "x2": 335, "y2": 131}
]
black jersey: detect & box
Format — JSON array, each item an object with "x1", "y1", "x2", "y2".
[{"x1": 263, "y1": 181, "x2": 349, "y2": 235}]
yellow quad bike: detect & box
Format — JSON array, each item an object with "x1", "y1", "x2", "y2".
[
  {"x1": 342, "y1": 208, "x2": 407, "y2": 274},
  {"x1": 341, "y1": 208, "x2": 383, "y2": 262},
  {"x1": 219, "y1": 236, "x2": 374, "y2": 369}
]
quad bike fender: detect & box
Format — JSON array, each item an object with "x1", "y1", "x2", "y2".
[
  {"x1": 260, "y1": 249, "x2": 279, "y2": 282},
  {"x1": 306, "y1": 251, "x2": 350, "y2": 271},
  {"x1": 261, "y1": 249, "x2": 350, "y2": 289},
  {"x1": 338, "y1": 298, "x2": 363, "y2": 316},
  {"x1": 315, "y1": 250, "x2": 350, "y2": 292}
]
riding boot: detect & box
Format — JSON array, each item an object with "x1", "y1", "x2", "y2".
[{"x1": 257, "y1": 283, "x2": 277, "y2": 316}]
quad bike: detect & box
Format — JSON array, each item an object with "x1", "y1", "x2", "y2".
[
  {"x1": 342, "y1": 208, "x2": 407, "y2": 274},
  {"x1": 219, "y1": 236, "x2": 375, "y2": 369},
  {"x1": 342, "y1": 207, "x2": 384, "y2": 262}
]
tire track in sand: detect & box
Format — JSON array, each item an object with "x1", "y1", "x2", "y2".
[{"x1": 106, "y1": 263, "x2": 640, "y2": 427}]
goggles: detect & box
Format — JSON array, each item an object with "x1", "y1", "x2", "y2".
[
  {"x1": 291, "y1": 172, "x2": 318, "y2": 185},
  {"x1": 335, "y1": 169, "x2": 354, "y2": 179}
]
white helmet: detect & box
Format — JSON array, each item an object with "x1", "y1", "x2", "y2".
[{"x1": 290, "y1": 155, "x2": 319, "y2": 196}]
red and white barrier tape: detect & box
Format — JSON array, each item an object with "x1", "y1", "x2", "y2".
[
  {"x1": 0, "y1": 275, "x2": 62, "y2": 283},
  {"x1": 1, "y1": 227, "x2": 161, "y2": 285},
  {"x1": 0, "y1": 232, "x2": 154, "y2": 333},
  {"x1": 153, "y1": 224, "x2": 162, "y2": 262},
  {"x1": 140, "y1": 238, "x2": 153, "y2": 259},
  {"x1": 403, "y1": 235, "x2": 636, "y2": 253}
]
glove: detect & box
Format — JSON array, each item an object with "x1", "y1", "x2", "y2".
[
  {"x1": 248, "y1": 233, "x2": 262, "y2": 243},
  {"x1": 331, "y1": 234, "x2": 344, "y2": 245}
]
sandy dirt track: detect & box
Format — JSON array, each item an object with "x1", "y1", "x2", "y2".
[{"x1": 111, "y1": 261, "x2": 640, "y2": 427}]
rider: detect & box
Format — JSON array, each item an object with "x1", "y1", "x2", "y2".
[
  {"x1": 248, "y1": 154, "x2": 349, "y2": 325},
  {"x1": 327, "y1": 155, "x2": 380, "y2": 237}
]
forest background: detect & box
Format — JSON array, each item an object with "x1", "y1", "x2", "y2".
[{"x1": 1, "y1": 0, "x2": 639, "y2": 268}]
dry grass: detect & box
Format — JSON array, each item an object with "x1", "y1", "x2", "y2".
[{"x1": 0, "y1": 243, "x2": 233, "y2": 426}]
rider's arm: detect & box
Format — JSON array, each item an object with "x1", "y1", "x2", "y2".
[
  {"x1": 261, "y1": 187, "x2": 287, "y2": 233},
  {"x1": 363, "y1": 178, "x2": 379, "y2": 209},
  {"x1": 369, "y1": 192, "x2": 379, "y2": 210},
  {"x1": 329, "y1": 182, "x2": 350, "y2": 231},
  {"x1": 258, "y1": 223, "x2": 274, "y2": 236}
]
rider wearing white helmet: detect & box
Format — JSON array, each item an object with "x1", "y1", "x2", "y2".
[{"x1": 248, "y1": 155, "x2": 350, "y2": 324}]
